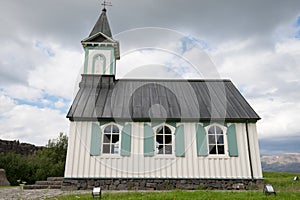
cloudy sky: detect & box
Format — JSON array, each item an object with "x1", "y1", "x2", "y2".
[{"x1": 0, "y1": 0, "x2": 300, "y2": 155}]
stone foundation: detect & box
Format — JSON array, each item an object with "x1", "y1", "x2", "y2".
[{"x1": 62, "y1": 178, "x2": 264, "y2": 191}]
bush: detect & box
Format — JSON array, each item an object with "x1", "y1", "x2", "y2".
[{"x1": 0, "y1": 133, "x2": 68, "y2": 185}]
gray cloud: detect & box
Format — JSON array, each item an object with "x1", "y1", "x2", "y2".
[
  {"x1": 259, "y1": 134, "x2": 300, "y2": 155},
  {"x1": 2, "y1": 1, "x2": 300, "y2": 50}
]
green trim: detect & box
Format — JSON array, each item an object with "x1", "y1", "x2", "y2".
[
  {"x1": 196, "y1": 124, "x2": 208, "y2": 156},
  {"x1": 83, "y1": 46, "x2": 115, "y2": 75},
  {"x1": 99, "y1": 121, "x2": 126, "y2": 127},
  {"x1": 110, "y1": 48, "x2": 115, "y2": 74},
  {"x1": 121, "y1": 124, "x2": 131, "y2": 156},
  {"x1": 167, "y1": 122, "x2": 176, "y2": 128},
  {"x1": 90, "y1": 123, "x2": 101, "y2": 156},
  {"x1": 227, "y1": 124, "x2": 239, "y2": 157},
  {"x1": 151, "y1": 122, "x2": 176, "y2": 128},
  {"x1": 99, "y1": 121, "x2": 111, "y2": 126},
  {"x1": 144, "y1": 124, "x2": 154, "y2": 157},
  {"x1": 84, "y1": 47, "x2": 89, "y2": 74},
  {"x1": 174, "y1": 125, "x2": 185, "y2": 157},
  {"x1": 203, "y1": 121, "x2": 227, "y2": 127}
]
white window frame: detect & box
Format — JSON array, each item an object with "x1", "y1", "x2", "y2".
[
  {"x1": 205, "y1": 123, "x2": 228, "y2": 157},
  {"x1": 153, "y1": 123, "x2": 175, "y2": 157},
  {"x1": 101, "y1": 123, "x2": 123, "y2": 156}
]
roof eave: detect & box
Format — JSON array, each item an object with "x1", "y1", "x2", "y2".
[
  {"x1": 67, "y1": 116, "x2": 260, "y2": 123},
  {"x1": 81, "y1": 32, "x2": 116, "y2": 43}
]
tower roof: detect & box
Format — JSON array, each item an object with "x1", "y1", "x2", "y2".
[{"x1": 89, "y1": 8, "x2": 112, "y2": 38}]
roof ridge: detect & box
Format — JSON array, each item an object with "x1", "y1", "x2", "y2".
[{"x1": 116, "y1": 78, "x2": 232, "y2": 82}]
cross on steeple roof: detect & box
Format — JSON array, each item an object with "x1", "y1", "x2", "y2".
[{"x1": 101, "y1": 0, "x2": 112, "y2": 9}]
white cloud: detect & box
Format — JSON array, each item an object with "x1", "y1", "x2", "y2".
[
  {"x1": 28, "y1": 42, "x2": 83, "y2": 99},
  {"x1": 0, "y1": 94, "x2": 15, "y2": 114},
  {"x1": 3, "y1": 84, "x2": 43, "y2": 102},
  {"x1": 0, "y1": 96, "x2": 69, "y2": 146},
  {"x1": 210, "y1": 35, "x2": 300, "y2": 140},
  {"x1": 54, "y1": 99, "x2": 66, "y2": 109}
]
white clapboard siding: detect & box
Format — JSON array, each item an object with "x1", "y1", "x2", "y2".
[{"x1": 65, "y1": 122, "x2": 263, "y2": 179}]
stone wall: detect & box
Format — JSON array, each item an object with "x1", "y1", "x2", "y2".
[
  {"x1": 0, "y1": 139, "x2": 42, "y2": 155},
  {"x1": 62, "y1": 178, "x2": 264, "y2": 191}
]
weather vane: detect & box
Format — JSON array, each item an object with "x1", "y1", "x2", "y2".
[{"x1": 101, "y1": 0, "x2": 112, "y2": 9}]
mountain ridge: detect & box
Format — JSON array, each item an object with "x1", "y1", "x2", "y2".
[{"x1": 261, "y1": 153, "x2": 300, "y2": 173}]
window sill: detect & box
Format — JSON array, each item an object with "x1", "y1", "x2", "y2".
[
  {"x1": 207, "y1": 155, "x2": 230, "y2": 159},
  {"x1": 154, "y1": 155, "x2": 176, "y2": 159},
  {"x1": 92, "y1": 154, "x2": 122, "y2": 159}
]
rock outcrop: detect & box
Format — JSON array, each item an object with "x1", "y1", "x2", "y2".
[
  {"x1": 0, "y1": 169, "x2": 10, "y2": 186},
  {"x1": 0, "y1": 139, "x2": 42, "y2": 155}
]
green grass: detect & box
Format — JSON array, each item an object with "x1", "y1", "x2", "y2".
[
  {"x1": 264, "y1": 171, "x2": 300, "y2": 192},
  {"x1": 48, "y1": 172, "x2": 300, "y2": 200},
  {"x1": 0, "y1": 186, "x2": 16, "y2": 189}
]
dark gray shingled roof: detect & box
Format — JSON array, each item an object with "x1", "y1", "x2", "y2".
[
  {"x1": 67, "y1": 75, "x2": 260, "y2": 122},
  {"x1": 89, "y1": 8, "x2": 112, "y2": 38}
]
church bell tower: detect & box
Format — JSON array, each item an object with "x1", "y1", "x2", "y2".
[{"x1": 81, "y1": 7, "x2": 120, "y2": 75}]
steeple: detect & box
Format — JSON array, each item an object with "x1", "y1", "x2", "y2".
[
  {"x1": 81, "y1": 4, "x2": 120, "y2": 76},
  {"x1": 89, "y1": 8, "x2": 112, "y2": 38}
]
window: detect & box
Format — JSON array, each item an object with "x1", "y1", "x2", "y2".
[
  {"x1": 103, "y1": 125, "x2": 120, "y2": 154},
  {"x1": 93, "y1": 54, "x2": 105, "y2": 74},
  {"x1": 208, "y1": 126, "x2": 225, "y2": 155},
  {"x1": 155, "y1": 126, "x2": 172, "y2": 155}
]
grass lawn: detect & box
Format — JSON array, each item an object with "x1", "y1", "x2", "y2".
[
  {"x1": 48, "y1": 172, "x2": 300, "y2": 200},
  {"x1": 0, "y1": 186, "x2": 16, "y2": 189}
]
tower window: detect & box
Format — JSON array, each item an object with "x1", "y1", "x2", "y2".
[{"x1": 93, "y1": 54, "x2": 105, "y2": 74}]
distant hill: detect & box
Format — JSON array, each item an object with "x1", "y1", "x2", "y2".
[
  {"x1": 0, "y1": 139, "x2": 43, "y2": 155},
  {"x1": 261, "y1": 153, "x2": 300, "y2": 173}
]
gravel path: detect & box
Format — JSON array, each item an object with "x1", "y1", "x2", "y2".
[{"x1": 0, "y1": 187, "x2": 90, "y2": 200}]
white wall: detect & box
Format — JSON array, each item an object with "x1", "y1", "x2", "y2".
[{"x1": 64, "y1": 122, "x2": 263, "y2": 179}]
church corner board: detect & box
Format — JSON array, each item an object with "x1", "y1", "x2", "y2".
[{"x1": 63, "y1": 5, "x2": 264, "y2": 190}]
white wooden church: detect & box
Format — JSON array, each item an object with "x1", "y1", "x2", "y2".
[{"x1": 64, "y1": 7, "x2": 263, "y2": 190}]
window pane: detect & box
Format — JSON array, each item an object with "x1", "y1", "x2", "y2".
[
  {"x1": 217, "y1": 145, "x2": 225, "y2": 154},
  {"x1": 158, "y1": 144, "x2": 164, "y2": 154},
  {"x1": 112, "y1": 125, "x2": 119, "y2": 133},
  {"x1": 103, "y1": 134, "x2": 111, "y2": 143},
  {"x1": 156, "y1": 135, "x2": 163, "y2": 144},
  {"x1": 104, "y1": 125, "x2": 111, "y2": 133},
  {"x1": 165, "y1": 145, "x2": 172, "y2": 154},
  {"x1": 113, "y1": 145, "x2": 119, "y2": 154},
  {"x1": 217, "y1": 135, "x2": 224, "y2": 144},
  {"x1": 209, "y1": 145, "x2": 217, "y2": 154},
  {"x1": 164, "y1": 126, "x2": 171, "y2": 135},
  {"x1": 103, "y1": 144, "x2": 110, "y2": 153},
  {"x1": 157, "y1": 126, "x2": 163, "y2": 134},
  {"x1": 110, "y1": 144, "x2": 115, "y2": 154},
  {"x1": 208, "y1": 135, "x2": 215, "y2": 144},
  {"x1": 112, "y1": 134, "x2": 119, "y2": 143},
  {"x1": 165, "y1": 135, "x2": 172, "y2": 144},
  {"x1": 215, "y1": 126, "x2": 223, "y2": 135},
  {"x1": 208, "y1": 127, "x2": 215, "y2": 135}
]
